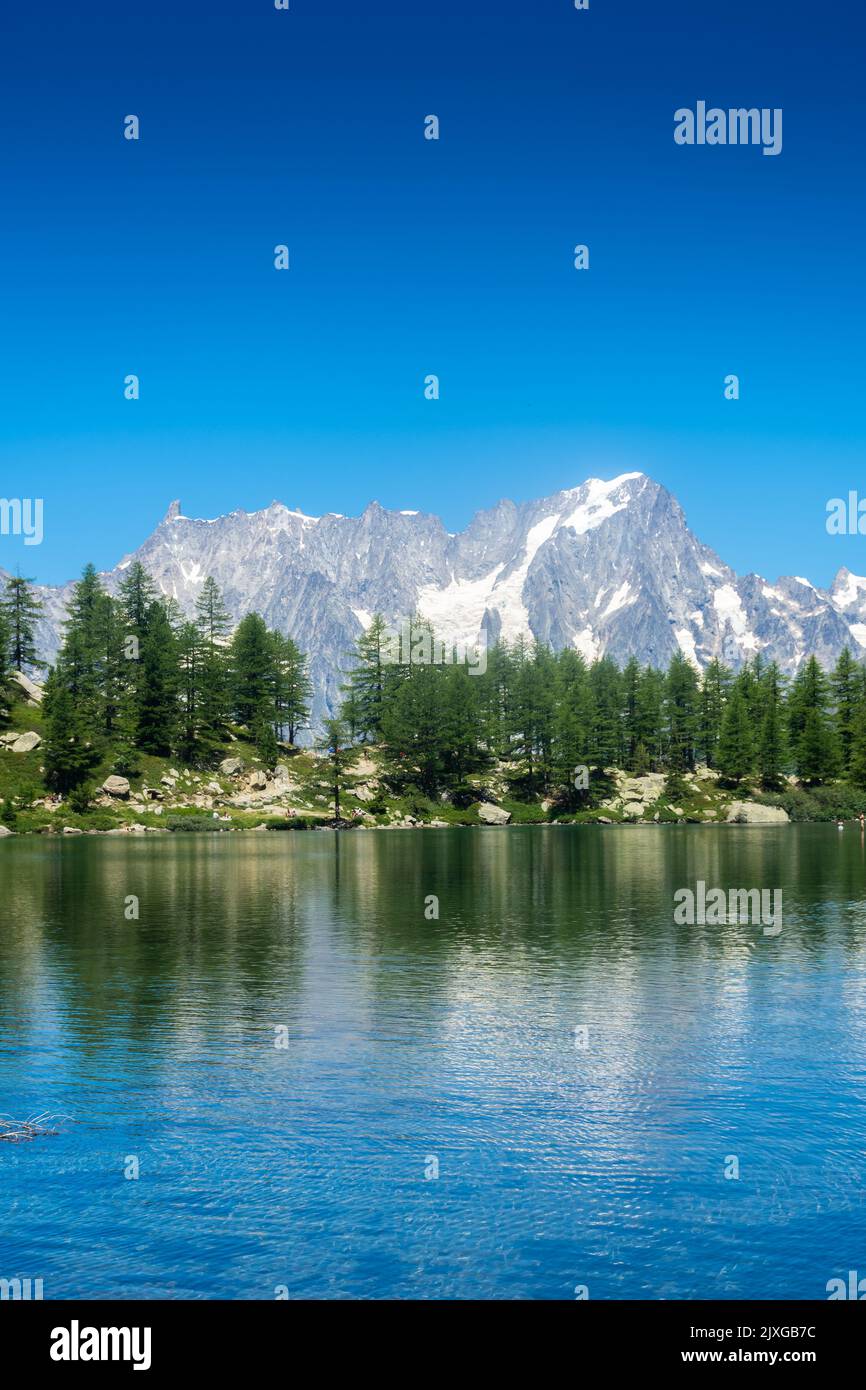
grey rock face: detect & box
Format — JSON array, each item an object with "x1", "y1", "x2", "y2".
[
  {"x1": 726, "y1": 801, "x2": 790, "y2": 824},
  {"x1": 22, "y1": 475, "x2": 866, "y2": 729}
]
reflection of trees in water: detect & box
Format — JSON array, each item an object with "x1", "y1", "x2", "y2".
[
  {"x1": 2, "y1": 826, "x2": 865, "y2": 1051},
  {"x1": 0, "y1": 837, "x2": 324, "y2": 1049}
]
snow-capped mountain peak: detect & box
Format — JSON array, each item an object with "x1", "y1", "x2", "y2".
[{"x1": 25, "y1": 472, "x2": 866, "y2": 725}]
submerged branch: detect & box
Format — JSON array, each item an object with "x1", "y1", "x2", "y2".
[{"x1": 0, "y1": 1112, "x2": 61, "y2": 1142}]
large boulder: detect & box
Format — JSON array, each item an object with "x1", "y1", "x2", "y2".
[
  {"x1": 726, "y1": 801, "x2": 790, "y2": 825},
  {"x1": 621, "y1": 801, "x2": 645, "y2": 820},
  {"x1": 220, "y1": 757, "x2": 243, "y2": 777},
  {"x1": 0, "y1": 824, "x2": 14, "y2": 837},
  {"x1": 11, "y1": 670, "x2": 44, "y2": 705},
  {"x1": 477, "y1": 802, "x2": 511, "y2": 826},
  {"x1": 619, "y1": 774, "x2": 665, "y2": 804},
  {"x1": 10, "y1": 731, "x2": 41, "y2": 753},
  {"x1": 248, "y1": 770, "x2": 268, "y2": 791},
  {"x1": 102, "y1": 775, "x2": 131, "y2": 800}
]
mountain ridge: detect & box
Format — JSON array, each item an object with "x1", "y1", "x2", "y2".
[{"x1": 20, "y1": 472, "x2": 866, "y2": 726}]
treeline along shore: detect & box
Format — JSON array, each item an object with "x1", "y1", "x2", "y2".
[{"x1": 2, "y1": 566, "x2": 866, "y2": 833}]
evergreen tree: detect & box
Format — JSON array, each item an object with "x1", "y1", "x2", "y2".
[
  {"x1": 796, "y1": 708, "x2": 838, "y2": 785},
  {"x1": 195, "y1": 576, "x2": 232, "y2": 646},
  {"x1": 0, "y1": 603, "x2": 10, "y2": 710},
  {"x1": 230, "y1": 613, "x2": 275, "y2": 729},
  {"x1": 272, "y1": 632, "x2": 311, "y2": 745},
  {"x1": 551, "y1": 649, "x2": 594, "y2": 801},
  {"x1": 621, "y1": 656, "x2": 641, "y2": 768},
  {"x1": 635, "y1": 667, "x2": 665, "y2": 769},
  {"x1": 716, "y1": 683, "x2": 755, "y2": 785},
  {"x1": 118, "y1": 561, "x2": 159, "y2": 635},
  {"x1": 342, "y1": 613, "x2": 393, "y2": 741},
  {"x1": 588, "y1": 657, "x2": 623, "y2": 770},
  {"x1": 848, "y1": 676, "x2": 866, "y2": 788},
  {"x1": 176, "y1": 620, "x2": 205, "y2": 763},
  {"x1": 664, "y1": 652, "x2": 700, "y2": 773},
  {"x1": 757, "y1": 663, "x2": 787, "y2": 790},
  {"x1": 61, "y1": 564, "x2": 107, "y2": 732},
  {"x1": 42, "y1": 668, "x2": 98, "y2": 791},
  {"x1": 381, "y1": 661, "x2": 448, "y2": 794},
  {"x1": 788, "y1": 656, "x2": 838, "y2": 784},
  {"x1": 831, "y1": 647, "x2": 860, "y2": 778},
  {"x1": 2, "y1": 575, "x2": 42, "y2": 670},
  {"x1": 315, "y1": 716, "x2": 360, "y2": 820},
  {"x1": 136, "y1": 602, "x2": 179, "y2": 755},
  {"x1": 439, "y1": 663, "x2": 488, "y2": 789},
  {"x1": 94, "y1": 589, "x2": 127, "y2": 737},
  {"x1": 699, "y1": 659, "x2": 730, "y2": 768},
  {"x1": 254, "y1": 716, "x2": 279, "y2": 769}
]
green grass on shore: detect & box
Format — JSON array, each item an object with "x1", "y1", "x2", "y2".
[{"x1": 3, "y1": 682, "x2": 866, "y2": 834}]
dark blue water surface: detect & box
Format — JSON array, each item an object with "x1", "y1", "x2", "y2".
[{"x1": 1, "y1": 825, "x2": 865, "y2": 1299}]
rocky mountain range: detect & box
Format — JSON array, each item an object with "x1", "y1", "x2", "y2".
[{"x1": 22, "y1": 472, "x2": 866, "y2": 727}]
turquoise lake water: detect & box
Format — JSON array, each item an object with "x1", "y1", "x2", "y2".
[{"x1": 1, "y1": 824, "x2": 865, "y2": 1299}]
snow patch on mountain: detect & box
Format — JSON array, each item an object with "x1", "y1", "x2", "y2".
[
  {"x1": 560, "y1": 472, "x2": 644, "y2": 535},
  {"x1": 713, "y1": 584, "x2": 759, "y2": 652},
  {"x1": 832, "y1": 570, "x2": 866, "y2": 610}
]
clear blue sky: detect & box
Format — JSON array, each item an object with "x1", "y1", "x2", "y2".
[{"x1": 0, "y1": 0, "x2": 863, "y2": 586}]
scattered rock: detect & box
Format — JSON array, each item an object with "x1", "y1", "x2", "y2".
[
  {"x1": 10, "y1": 731, "x2": 41, "y2": 753},
  {"x1": 477, "y1": 802, "x2": 511, "y2": 825},
  {"x1": 62, "y1": 826, "x2": 83, "y2": 835},
  {"x1": 597, "y1": 816, "x2": 613, "y2": 824},
  {"x1": 11, "y1": 670, "x2": 44, "y2": 705},
  {"x1": 619, "y1": 773, "x2": 665, "y2": 803},
  {"x1": 102, "y1": 775, "x2": 131, "y2": 799},
  {"x1": 0, "y1": 824, "x2": 14, "y2": 837},
  {"x1": 726, "y1": 801, "x2": 790, "y2": 825},
  {"x1": 353, "y1": 783, "x2": 378, "y2": 802}
]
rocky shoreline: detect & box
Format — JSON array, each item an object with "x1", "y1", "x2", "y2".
[{"x1": 0, "y1": 752, "x2": 799, "y2": 836}]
